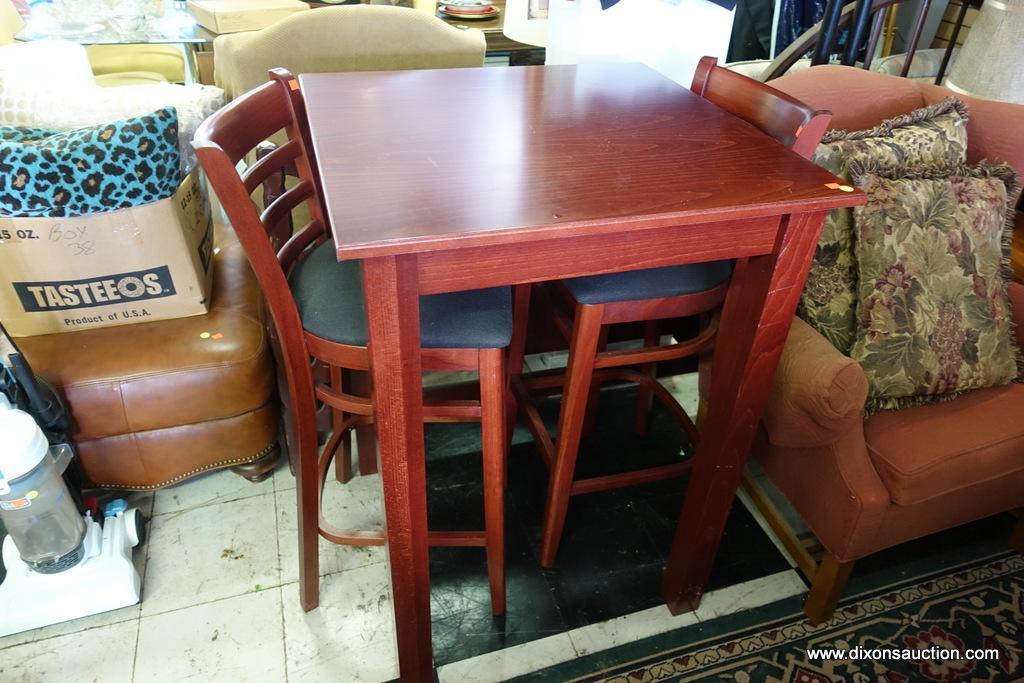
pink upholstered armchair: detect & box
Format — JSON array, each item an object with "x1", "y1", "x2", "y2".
[{"x1": 749, "y1": 66, "x2": 1024, "y2": 623}]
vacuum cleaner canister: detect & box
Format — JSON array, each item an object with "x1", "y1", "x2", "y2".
[
  {"x1": 0, "y1": 406, "x2": 86, "y2": 572},
  {"x1": 0, "y1": 500, "x2": 145, "y2": 638},
  {"x1": 0, "y1": 404, "x2": 145, "y2": 637}
]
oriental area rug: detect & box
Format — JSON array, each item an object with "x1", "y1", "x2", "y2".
[{"x1": 514, "y1": 536, "x2": 1023, "y2": 682}]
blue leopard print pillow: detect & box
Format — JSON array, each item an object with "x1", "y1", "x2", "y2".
[{"x1": 0, "y1": 107, "x2": 181, "y2": 218}]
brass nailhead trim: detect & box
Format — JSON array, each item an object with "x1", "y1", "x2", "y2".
[{"x1": 92, "y1": 442, "x2": 278, "y2": 491}]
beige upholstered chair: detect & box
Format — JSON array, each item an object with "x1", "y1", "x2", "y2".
[{"x1": 213, "y1": 5, "x2": 485, "y2": 100}]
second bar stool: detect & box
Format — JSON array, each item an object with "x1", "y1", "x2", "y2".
[{"x1": 512, "y1": 57, "x2": 833, "y2": 567}]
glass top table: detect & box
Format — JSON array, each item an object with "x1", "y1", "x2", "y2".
[
  {"x1": 18, "y1": 0, "x2": 535, "y2": 56},
  {"x1": 17, "y1": 1, "x2": 216, "y2": 45}
]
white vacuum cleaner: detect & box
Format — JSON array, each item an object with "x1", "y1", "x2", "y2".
[{"x1": 0, "y1": 326, "x2": 146, "y2": 637}]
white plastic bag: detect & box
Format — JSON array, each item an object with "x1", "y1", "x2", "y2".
[{"x1": 546, "y1": 0, "x2": 735, "y2": 87}]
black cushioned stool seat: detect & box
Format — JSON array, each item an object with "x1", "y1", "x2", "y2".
[
  {"x1": 290, "y1": 241, "x2": 513, "y2": 348},
  {"x1": 563, "y1": 261, "x2": 733, "y2": 305}
]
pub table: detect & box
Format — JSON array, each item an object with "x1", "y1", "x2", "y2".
[{"x1": 299, "y1": 62, "x2": 864, "y2": 681}]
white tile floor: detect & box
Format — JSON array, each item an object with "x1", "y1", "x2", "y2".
[
  {"x1": 0, "y1": 460, "x2": 400, "y2": 683},
  {"x1": 0, "y1": 370, "x2": 805, "y2": 682}
]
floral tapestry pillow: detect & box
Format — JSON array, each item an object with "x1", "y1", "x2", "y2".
[
  {"x1": 800, "y1": 97, "x2": 969, "y2": 354},
  {"x1": 848, "y1": 160, "x2": 1022, "y2": 413}
]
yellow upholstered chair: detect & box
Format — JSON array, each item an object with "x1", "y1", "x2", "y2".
[
  {"x1": 87, "y1": 44, "x2": 186, "y2": 84},
  {"x1": 93, "y1": 70, "x2": 168, "y2": 86},
  {"x1": 0, "y1": 0, "x2": 24, "y2": 44},
  {"x1": 212, "y1": 5, "x2": 484, "y2": 100}
]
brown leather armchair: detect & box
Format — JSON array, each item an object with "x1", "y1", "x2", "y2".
[
  {"x1": 16, "y1": 224, "x2": 281, "y2": 490},
  {"x1": 748, "y1": 66, "x2": 1024, "y2": 623}
]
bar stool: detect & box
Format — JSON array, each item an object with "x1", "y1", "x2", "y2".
[
  {"x1": 511, "y1": 57, "x2": 833, "y2": 567},
  {"x1": 194, "y1": 70, "x2": 512, "y2": 614}
]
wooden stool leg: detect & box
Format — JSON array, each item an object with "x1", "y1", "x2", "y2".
[
  {"x1": 356, "y1": 429, "x2": 377, "y2": 475},
  {"x1": 581, "y1": 325, "x2": 609, "y2": 437},
  {"x1": 507, "y1": 284, "x2": 532, "y2": 440},
  {"x1": 351, "y1": 370, "x2": 378, "y2": 476},
  {"x1": 1010, "y1": 510, "x2": 1024, "y2": 554},
  {"x1": 634, "y1": 320, "x2": 659, "y2": 436},
  {"x1": 480, "y1": 348, "x2": 507, "y2": 615},
  {"x1": 696, "y1": 313, "x2": 714, "y2": 429},
  {"x1": 508, "y1": 284, "x2": 531, "y2": 377},
  {"x1": 292, "y1": 368, "x2": 322, "y2": 612},
  {"x1": 503, "y1": 382, "x2": 517, "y2": 490},
  {"x1": 314, "y1": 362, "x2": 333, "y2": 445},
  {"x1": 539, "y1": 303, "x2": 604, "y2": 568},
  {"x1": 332, "y1": 366, "x2": 354, "y2": 484},
  {"x1": 804, "y1": 552, "x2": 854, "y2": 625}
]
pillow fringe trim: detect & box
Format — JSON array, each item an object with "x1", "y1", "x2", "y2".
[{"x1": 821, "y1": 96, "x2": 969, "y2": 144}]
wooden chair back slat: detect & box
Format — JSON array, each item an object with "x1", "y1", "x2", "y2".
[
  {"x1": 243, "y1": 138, "x2": 303, "y2": 194},
  {"x1": 194, "y1": 71, "x2": 328, "y2": 253},
  {"x1": 278, "y1": 219, "x2": 327, "y2": 269},
  {"x1": 261, "y1": 179, "x2": 318, "y2": 261},
  {"x1": 690, "y1": 56, "x2": 832, "y2": 160},
  {"x1": 260, "y1": 179, "x2": 315, "y2": 238}
]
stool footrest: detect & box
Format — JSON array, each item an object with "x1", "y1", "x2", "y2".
[{"x1": 570, "y1": 461, "x2": 692, "y2": 496}]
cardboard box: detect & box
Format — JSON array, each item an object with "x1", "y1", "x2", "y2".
[
  {"x1": 0, "y1": 172, "x2": 214, "y2": 338},
  {"x1": 186, "y1": 0, "x2": 310, "y2": 34}
]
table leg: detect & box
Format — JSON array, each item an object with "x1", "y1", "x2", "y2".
[
  {"x1": 182, "y1": 43, "x2": 201, "y2": 84},
  {"x1": 661, "y1": 211, "x2": 827, "y2": 613},
  {"x1": 361, "y1": 255, "x2": 434, "y2": 681}
]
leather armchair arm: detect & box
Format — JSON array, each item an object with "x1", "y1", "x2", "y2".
[{"x1": 762, "y1": 317, "x2": 869, "y2": 448}]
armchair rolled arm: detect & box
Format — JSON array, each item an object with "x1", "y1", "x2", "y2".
[
  {"x1": 762, "y1": 317, "x2": 868, "y2": 448},
  {"x1": 1011, "y1": 282, "x2": 1024, "y2": 349}
]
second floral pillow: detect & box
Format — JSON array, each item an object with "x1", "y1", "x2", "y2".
[{"x1": 800, "y1": 97, "x2": 969, "y2": 354}]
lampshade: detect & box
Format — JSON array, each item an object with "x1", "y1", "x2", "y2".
[
  {"x1": 502, "y1": 0, "x2": 547, "y2": 47},
  {"x1": 945, "y1": 0, "x2": 1024, "y2": 104}
]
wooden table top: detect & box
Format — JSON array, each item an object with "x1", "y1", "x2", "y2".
[{"x1": 300, "y1": 63, "x2": 861, "y2": 260}]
